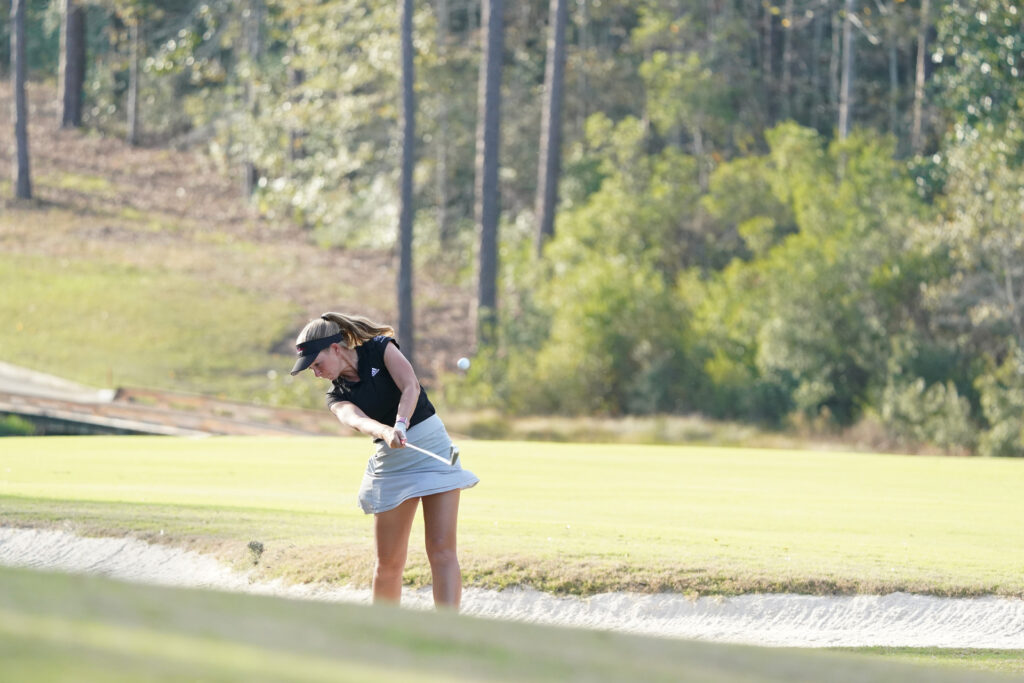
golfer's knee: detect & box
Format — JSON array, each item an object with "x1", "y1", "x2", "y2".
[
  {"x1": 425, "y1": 542, "x2": 457, "y2": 569},
  {"x1": 375, "y1": 554, "x2": 406, "y2": 580}
]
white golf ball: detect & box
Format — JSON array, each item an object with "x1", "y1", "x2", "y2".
[{"x1": 457, "y1": 357, "x2": 471, "y2": 371}]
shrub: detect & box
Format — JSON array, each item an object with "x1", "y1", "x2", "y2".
[
  {"x1": 0, "y1": 415, "x2": 35, "y2": 437},
  {"x1": 976, "y1": 348, "x2": 1024, "y2": 457},
  {"x1": 878, "y1": 376, "x2": 976, "y2": 454}
]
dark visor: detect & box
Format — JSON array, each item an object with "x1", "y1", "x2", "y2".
[{"x1": 290, "y1": 332, "x2": 344, "y2": 375}]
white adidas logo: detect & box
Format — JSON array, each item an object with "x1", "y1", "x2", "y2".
[{"x1": 371, "y1": 367, "x2": 380, "y2": 377}]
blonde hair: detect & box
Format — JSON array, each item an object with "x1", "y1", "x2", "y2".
[{"x1": 296, "y1": 312, "x2": 395, "y2": 349}]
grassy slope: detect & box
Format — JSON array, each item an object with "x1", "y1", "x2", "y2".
[
  {"x1": 0, "y1": 82, "x2": 471, "y2": 408},
  {"x1": 1, "y1": 565, "x2": 1017, "y2": 683},
  {"x1": 1, "y1": 85, "x2": 935, "y2": 453},
  {"x1": 0, "y1": 87, "x2": 924, "y2": 452},
  {"x1": 2, "y1": 436, "x2": 1024, "y2": 597},
  {"x1": 0, "y1": 253, "x2": 296, "y2": 395}
]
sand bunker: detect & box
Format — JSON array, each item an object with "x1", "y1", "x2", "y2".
[{"x1": 2, "y1": 527, "x2": 1022, "y2": 648}]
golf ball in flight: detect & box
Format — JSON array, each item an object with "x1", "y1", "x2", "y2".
[{"x1": 457, "y1": 357, "x2": 471, "y2": 370}]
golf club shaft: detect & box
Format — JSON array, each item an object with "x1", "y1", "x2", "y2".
[{"x1": 404, "y1": 441, "x2": 451, "y2": 465}]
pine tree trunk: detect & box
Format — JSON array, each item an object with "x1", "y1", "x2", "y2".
[
  {"x1": 838, "y1": 0, "x2": 855, "y2": 139},
  {"x1": 576, "y1": 0, "x2": 588, "y2": 136},
  {"x1": 911, "y1": 0, "x2": 930, "y2": 154},
  {"x1": 762, "y1": 2, "x2": 775, "y2": 123},
  {"x1": 810, "y1": 0, "x2": 826, "y2": 131},
  {"x1": 830, "y1": 1, "x2": 841, "y2": 119},
  {"x1": 435, "y1": 0, "x2": 453, "y2": 248},
  {"x1": 11, "y1": 0, "x2": 32, "y2": 199},
  {"x1": 127, "y1": 20, "x2": 141, "y2": 146},
  {"x1": 781, "y1": 0, "x2": 794, "y2": 120},
  {"x1": 888, "y1": 33, "x2": 899, "y2": 139},
  {"x1": 397, "y1": 0, "x2": 416, "y2": 365},
  {"x1": 59, "y1": 0, "x2": 86, "y2": 128},
  {"x1": 242, "y1": 0, "x2": 264, "y2": 197},
  {"x1": 287, "y1": 64, "x2": 305, "y2": 162},
  {"x1": 475, "y1": 0, "x2": 504, "y2": 346},
  {"x1": 693, "y1": 124, "x2": 708, "y2": 192},
  {"x1": 534, "y1": 0, "x2": 567, "y2": 256}
]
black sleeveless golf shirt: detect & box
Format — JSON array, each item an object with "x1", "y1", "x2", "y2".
[{"x1": 325, "y1": 336, "x2": 435, "y2": 428}]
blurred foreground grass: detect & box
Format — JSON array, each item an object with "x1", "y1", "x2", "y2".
[
  {"x1": 837, "y1": 648, "x2": 1024, "y2": 677},
  {"x1": 0, "y1": 565, "x2": 1015, "y2": 683}
]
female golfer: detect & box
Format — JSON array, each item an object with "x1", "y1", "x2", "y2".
[{"x1": 290, "y1": 312, "x2": 478, "y2": 610}]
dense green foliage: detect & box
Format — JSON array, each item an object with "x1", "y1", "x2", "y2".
[
  {"x1": 5, "y1": 0, "x2": 1024, "y2": 453},
  {"x1": 0, "y1": 414, "x2": 35, "y2": 436},
  {"x1": 458, "y1": 0, "x2": 1024, "y2": 456}
]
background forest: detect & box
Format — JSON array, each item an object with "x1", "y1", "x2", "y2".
[{"x1": 4, "y1": 0, "x2": 1024, "y2": 456}]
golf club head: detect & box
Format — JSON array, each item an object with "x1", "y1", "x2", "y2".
[{"x1": 450, "y1": 445, "x2": 460, "y2": 465}]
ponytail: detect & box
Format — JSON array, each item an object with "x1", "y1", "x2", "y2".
[{"x1": 295, "y1": 312, "x2": 395, "y2": 349}]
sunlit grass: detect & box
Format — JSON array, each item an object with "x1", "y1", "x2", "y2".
[
  {"x1": 836, "y1": 648, "x2": 1024, "y2": 676},
  {"x1": 443, "y1": 410, "x2": 765, "y2": 445},
  {"x1": 0, "y1": 565, "x2": 1008, "y2": 683},
  {"x1": 2, "y1": 436, "x2": 1023, "y2": 597},
  {"x1": 36, "y1": 171, "x2": 116, "y2": 195},
  {"x1": 0, "y1": 253, "x2": 298, "y2": 398}
]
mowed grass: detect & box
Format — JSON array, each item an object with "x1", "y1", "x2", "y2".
[
  {"x1": 0, "y1": 252, "x2": 299, "y2": 398},
  {"x1": 2, "y1": 436, "x2": 1024, "y2": 597},
  {"x1": 0, "y1": 565, "x2": 1015, "y2": 683},
  {"x1": 837, "y1": 648, "x2": 1024, "y2": 677}
]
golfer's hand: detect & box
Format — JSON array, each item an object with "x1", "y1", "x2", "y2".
[
  {"x1": 393, "y1": 420, "x2": 407, "y2": 445},
  {"x1": 381, "y1": 426, "x2": 406, "y2": 448}
]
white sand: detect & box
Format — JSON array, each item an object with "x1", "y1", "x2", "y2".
[{"x1": 2, "y1": 527, "x2": 1022, "y2": 648}]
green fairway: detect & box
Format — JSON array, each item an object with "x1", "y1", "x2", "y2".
[
  {"x1": 837, "y1": 648, "x2": 1024, "y2": 677},
  {"x1": 2, "y1": 435, "x2": 1023, "y2": 597},
  {"x1": 0, "y1": 565, "x2": 1014, "y2": 683}
]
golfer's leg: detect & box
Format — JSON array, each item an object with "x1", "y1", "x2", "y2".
[
  {"x1": 373, "y1": 497, "x2": 419, "y2": 604},
  {"x1": 422, "y1": 489, "x2": 461, "y2": 610}
]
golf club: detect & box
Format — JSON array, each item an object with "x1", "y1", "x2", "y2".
[{"x1": 405, "y1": 442, "x2": 459, "y2": 466}]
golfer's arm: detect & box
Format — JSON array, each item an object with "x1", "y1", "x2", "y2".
[
  {"x1": 383, "y1": 343, "x2": 420, "y2": 422},
  {"x1": 331, "y1": 401, "x2": 387, "y2": 440}
]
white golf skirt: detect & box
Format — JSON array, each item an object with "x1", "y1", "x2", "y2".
[{"x1": 357, "y1": 414, "x2": 479, "y2": 514}]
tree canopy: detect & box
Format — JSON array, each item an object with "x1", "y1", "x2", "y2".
[{"x1": 6, "y1": 0, "x2": 1024, "y2": 454}]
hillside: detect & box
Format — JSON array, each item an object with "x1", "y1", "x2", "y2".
[
  {"x1": 2, "y1": 85, "x2": 917, "y2": 449},
  {"x1": 0, "y1": 82, "x2": 474, "y2": 407}
]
